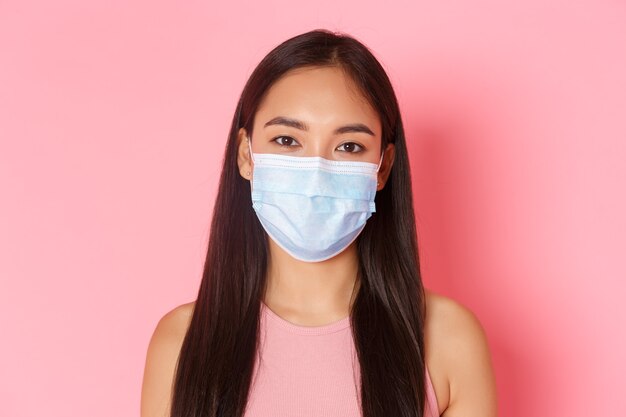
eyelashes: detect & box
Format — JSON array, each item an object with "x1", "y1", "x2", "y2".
[
  {"x1": 271, "y1": 136, "x2": 365, "y2": 153},
  {"x1": 272, "y1": 136, "x2": 298, "y2": 147},
  {"x1": 337, "y1": 142, "x2": 364, "y2": 153}
]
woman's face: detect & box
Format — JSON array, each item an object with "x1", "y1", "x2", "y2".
[{"x1": 238, "y1": 65, "x2": 395, "y2": 188}]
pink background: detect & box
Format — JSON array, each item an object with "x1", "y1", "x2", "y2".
[{"x1": 1, "y1": 1, "x2": 625, "y2": 416}]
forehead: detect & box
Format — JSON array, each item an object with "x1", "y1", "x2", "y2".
[{"x1": 255, "y1": 66, "x2": 381, "y2": 133}]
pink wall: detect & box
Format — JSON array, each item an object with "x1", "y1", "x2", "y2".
[{"x1": 1, "y1": 1, "x2": 624, "y2": 416}]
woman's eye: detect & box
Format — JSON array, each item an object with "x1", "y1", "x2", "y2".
[
  {"x1": 337, "y1": 142, "x2": 364, "y2": 153},
  {"x1": 272, "y1": 136, "x2": 299, "y2": 147}
]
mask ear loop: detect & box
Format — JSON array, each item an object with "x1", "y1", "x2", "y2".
[
  {"x1": 375, "y1": 149, "x2": 385, "y2": 173},
  {"x1": 374, "y1": 149, "x2": 386, "y2": 190},
  {"x1": 247, "y1": 135, "x2": 256, "y2": 163}
]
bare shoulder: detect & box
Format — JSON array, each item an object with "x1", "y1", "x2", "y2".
[
  {"x1": 150, "y1": 301, "x2": 195, "y2": 342},
  {"x1": 140, "y1": 301, "x2": 196, "y2": 417},
  {"x1": 424, "y1": 289, "x2": 497, "y2": 417},
  {"x1": 424, "y1": 289, "x2": 488, "y2": 349}
]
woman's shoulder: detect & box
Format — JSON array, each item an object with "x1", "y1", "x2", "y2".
[
  {"x1": 163, "y1": 301, "x2": 195, "y2": 330},
  {"x1": 424, "y1": 288, "x2": 486, "y2": 337},
  {"x1": 423, "y1": 288, "x2": 497, "y2": 416},
  {"x1": 140, "y1": 301, "x2": 195, "y2": 417},
  {"x1": 151, "y1": 301, "x2": 195, "y2": 344}
]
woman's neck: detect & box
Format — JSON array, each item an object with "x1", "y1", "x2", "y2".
[{"x1": 262, "y1": 238, "x2": 360, "y2": 326}]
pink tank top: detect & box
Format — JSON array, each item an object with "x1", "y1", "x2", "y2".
[{"x1": 243, "y1": 301, "x2": 440, "y2": 417}]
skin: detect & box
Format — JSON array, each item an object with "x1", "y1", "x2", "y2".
[{"x1": 141, "y1": 66, "x2": 497, "y2": 417}]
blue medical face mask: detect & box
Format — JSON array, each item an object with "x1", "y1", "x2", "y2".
[{"x1": 248, "y1": 138, "x2": 385, "y2": 262}]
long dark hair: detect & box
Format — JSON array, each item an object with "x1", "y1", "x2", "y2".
[{"x1": 171, "y1": 29, "x2": 426, "y2": 417}]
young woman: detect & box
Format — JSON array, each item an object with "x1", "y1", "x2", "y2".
[{"x1": 141, "y1": 29, "x2": 497, "y2": 417}]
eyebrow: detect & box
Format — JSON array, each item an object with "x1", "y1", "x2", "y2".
[{"x1": 263, "y1": 116, "x2": 375, "y2": 136}]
